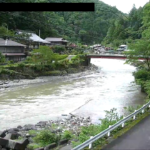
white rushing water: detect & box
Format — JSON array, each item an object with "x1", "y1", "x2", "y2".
[{"x1": 0, "y1": 58, "x2": 146, "y2": 130}]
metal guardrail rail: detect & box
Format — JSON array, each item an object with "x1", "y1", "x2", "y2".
[{"x1": 72, "y1": 101, "x2": 150, "y2": 150}]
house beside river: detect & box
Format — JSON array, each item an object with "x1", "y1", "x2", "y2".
[{"x1": 0, "y1": 38, "x2": 26, "y2": 62}]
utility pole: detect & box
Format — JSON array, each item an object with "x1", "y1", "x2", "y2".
[
  {"x1": 39, "y1": 29, "x2": 40, "y2": 47},
  {"x1": 39, "y1": 29, "x2": 40, "y2": 37},
  {"x1": 2, "y1": 23, "x2": 8, "y2": 45}
]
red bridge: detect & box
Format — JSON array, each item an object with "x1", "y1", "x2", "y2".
[
  {"x1": 86, "y1": 54, "x2": 147, "y2": 65},
  {"x1": 87, "y1": 54, "x2": 146, "y2": 60}
]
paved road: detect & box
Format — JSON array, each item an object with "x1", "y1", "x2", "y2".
[
  {"x1": 60, "y1": 144, "x2": 72, "y2": 150},
  {"x1": 66, "y1": 55, "x2": 76, "y2": 61},
  {"x1": 103, "y1": 115, "x2": 150, "y2": 150}
]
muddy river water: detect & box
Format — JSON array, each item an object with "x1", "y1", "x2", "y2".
[{"x1": 0, "y1": 59, "x2": 146, "y2": 130}]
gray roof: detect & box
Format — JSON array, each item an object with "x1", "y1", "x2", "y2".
[
  {"x1": 3, "y1": 53, "x2": 25, "y2": 56},
  {"x1": 18, "y1": 31, "x2": 50, "y2": 44},
  {"x1": 0, "y1": 38, "x2": 26, "y2": 47},
  {"x1": 45, "y1": 37, "x2": 68, "y2": 42}
]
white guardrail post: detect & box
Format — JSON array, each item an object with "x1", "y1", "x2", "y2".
[
  {"x1": 72, "y1": 101, "x2": 150, "y2": 150},
  {"x1": 142, "y1": 105, "x2": 145, "y2": 113},
  {"x1": 89, "y1": 136, "x2": 93, "y2": 149},
  {"x1": 133, "y1": 110, "x2": 136, "y2": 120},
  {"x1": 107, "y1": 125, "x2": 112, "y2": 137},
  {"x1": 122, "y1": 117, "x2": 125, "y2": 127}
]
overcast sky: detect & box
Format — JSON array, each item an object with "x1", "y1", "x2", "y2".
[{"x1": 100, "y1": 0, "x2": 150, "y2": 14}]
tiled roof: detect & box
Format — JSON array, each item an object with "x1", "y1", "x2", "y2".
[{"x1": 0, "y1": 38, "x2": 26, "y2": 47}]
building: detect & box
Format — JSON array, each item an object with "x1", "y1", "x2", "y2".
[
  {"x1": 68, "y1": 43, "x2": 77, "y2": 48},
  {"x1": 16, "y1": 30, "x2": 51, "y2": 50},
  {"x1": 45, "y1": 37, "x2": 68, "y2": 46},
  {"x1": 0, "y1": 38, "x2": 26, "y2": 62},
  {"x1": 117, "y1": 45, "x2": 128, "y2": 54}
]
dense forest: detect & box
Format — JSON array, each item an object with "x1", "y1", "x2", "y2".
[{"x1": 0, "y1": 0, "x2": 150, "y2": 48}]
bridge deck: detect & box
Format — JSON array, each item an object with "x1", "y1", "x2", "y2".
[
  {"x1": 87, "y1": 54, "x2": 146, "y2": 60},
  {"x1": 88, "y1": 54, "x2": 126, "y2": 59},
  {"x1": 102, "y1": 114, "x2": 150, "y2": 150}
]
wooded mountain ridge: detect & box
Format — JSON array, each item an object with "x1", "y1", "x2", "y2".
[{"x1": 0, "y1": 0, "x2": 150, "y2": 48}]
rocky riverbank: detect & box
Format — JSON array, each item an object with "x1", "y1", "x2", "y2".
[{"x1": 0, "y1": 113, "x2": 93, "y2": 150}]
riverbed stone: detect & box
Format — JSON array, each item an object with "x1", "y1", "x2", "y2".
[
  {"x1": 0, "y1": 138, "x2": 8, "y2": 147},
  {"x1": 13, "y1": 139, "x2": 29, "y2": 150},
  {"x1": 8, "y1": 128, "x2": 19, "y2": 133},
  {"x1": 0, "y1": 130, "x2": 8, "y2": 138},
  {"x1": 67, "y1": 68, "x2": 78, "y2": 73},
  {"x1": 56, "y1": 128, "x2": 62, "y2": 133},
  {"x1": 61, "y1": 70, "x2": 68, "y2": 76},
  {"x1": 44, "y1": 143, "x2": 57, "y2": 150},
  {"x1": 59, "y1": 139, "x2": 68, "y2": 145},
  {"x1": 4, "y1": 133, "x2": 21, "y2": 140},
  {"x1": 7, "y1": 140, "x2": 16, "y2": 149},
  {"x1": 35, "y1": 148, "x2": 44, "y2": 150},
  {"x1": 35, "y1": 121, "x2": 47, "y2": 127},
  {"x1": 23, "y1": 124, "x2": 37, "y2": 131},
  {"x1": 17, "y1": 125, "x2": 23, "y2": 129},
  {"x1": 28, "y1": 137, "x2": 34, "y2": 143},
  {"x1": 51, "y1": 130, "x2": 57, "y2": 133}
]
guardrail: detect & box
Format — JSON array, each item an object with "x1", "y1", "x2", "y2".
[{"x1": 72, "y1": 101, "x2": 150, "y2": 150}]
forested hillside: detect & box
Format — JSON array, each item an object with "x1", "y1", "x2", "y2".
[
  {"x1": 0, "y1": 0, "x2": 150, "y2": 47},
  {"x1": 0, "y1": 0, "x2": 123, "y2": 45},
  {"x1": 103, "y1": 4, "x2": 144, "y2": 48}
]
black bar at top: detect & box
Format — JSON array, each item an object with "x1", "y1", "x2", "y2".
[{"x1": 0, "y1": 3, "x2": 95, "y2": 11}]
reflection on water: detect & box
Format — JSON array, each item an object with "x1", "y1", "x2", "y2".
[{"x1": 0, "y1": 59, "x2": 146, "y2": 130}]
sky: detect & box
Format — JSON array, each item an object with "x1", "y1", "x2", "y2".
[{"x1": 100, "y1": 0, "x2": 150, "y2": 14}]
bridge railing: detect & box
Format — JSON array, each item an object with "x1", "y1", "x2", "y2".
[
  {"x1": 72, "y1": 101, "x2": 150, "y2": 150},
  {"x1": 103, "y1": 51, "x2": 124, "y2": 54}
]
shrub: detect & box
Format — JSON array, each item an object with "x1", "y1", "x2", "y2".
[
  {"x1": 53, "y1": 53, "x2": 68, "y2": 61},
  {"x1": 52, "y1": 45, "x2": 66, "y2": 54},
  {"x1": 133, "y1": 69, "x2": 150, "y2": 81},
  {"x1": 27, "y1": 143, "x2": 41, "y2": 150},
  {"x1": 72, "y1": 108, "x2": 122, "y2": 148},
  {"x1": 55, "y1": 60, "x2": 69, "y2": 70},
  {"x1": 67, "y1": 68, "x2": 78, "y2": 73},
  {"x1": 42, "y1": 70, "x2": 61, "y2": 76},
  {"x1": 62, "y1": 130, "x2": 72, "y2": 140},
  {"x1": 28, "y1": 130, "x2": 38, "y2": 136},
  {"x1": 33, "y1": 130, "x2": 59, "y2": 147},
  {"x1": 144, "y1": 80, "x2": 150, "y2": 97}
]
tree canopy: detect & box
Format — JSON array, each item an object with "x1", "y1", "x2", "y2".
[
  {"x1": 0, "y1": 0, "x2": 123, "y2": 44},
  {"x1": 0, "y1": 0, "x2": 149, "y2": 46}
]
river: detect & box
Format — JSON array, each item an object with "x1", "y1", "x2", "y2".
[{"x1": 0, "y1": 58, "x2": 146, "y2": 130}]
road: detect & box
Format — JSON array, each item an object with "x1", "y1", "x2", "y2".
[
  {"x1": 66, "y1": 55, "x2": 76, "y2": 61},
  {"x1": 103, "y1": 115, "x2": 150, "y2": 150}
]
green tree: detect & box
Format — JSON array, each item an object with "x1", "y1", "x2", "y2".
[
  {"x1": 125, "y1": 39, "x2": 150, "y2": 70},
  {"x1": 26, "y1": 46, "x2": 54, "y2": 65},
  {"x1": 103, "y1": 4, "x2": 144, "y2": 47},
  {"x1": 0, "y1": 52, "x2": 6, "y2": 64},
  {"x1": 0, "y1": 25, "x2": 14, "y2": 38},
  {"x1": 51, "y1": 45, "x2": 66, "y2": 54},
  {"x1": 142, "y1": 2, "x2": 150, "y2": 38}
]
